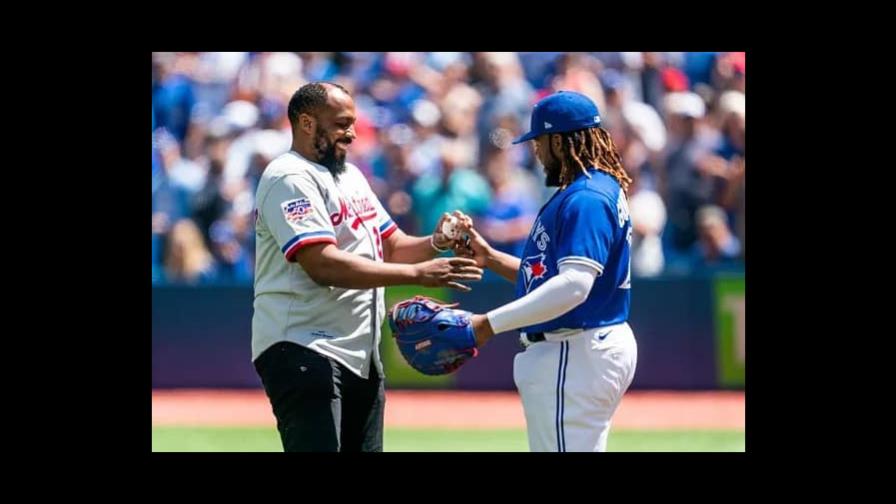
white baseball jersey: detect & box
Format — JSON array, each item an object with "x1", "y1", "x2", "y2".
[{"x1": 252, "y1": 150, "x2": 399, "y2": 379}]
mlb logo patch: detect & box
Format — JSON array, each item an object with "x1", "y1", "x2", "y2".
[{"x1": 281, "y1": 198, "x2": 314, "y2": 223}]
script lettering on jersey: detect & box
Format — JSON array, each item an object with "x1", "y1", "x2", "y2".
[
  {"x1": 617, "y1": 191, "x2": 630, "y2": 228},
  {"x1": 330, "y1": 195, "x2": 378, "y2": 230},
  {"x1": 330, "y1": 198, "x2": 350, "y2": 226},
  {"x1": 619, "y1": 192, "x2": 632, "y2": 289},
  {"x1": 532, "y1": 218, "x2": 550, "y2": 251}
]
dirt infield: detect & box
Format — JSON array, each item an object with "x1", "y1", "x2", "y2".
[{"x1": 152, "y1": 389, "x2": 744, "y2": 430}]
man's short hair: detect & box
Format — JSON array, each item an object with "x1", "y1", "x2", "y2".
[{"x1": 287, "y1": 82, "x2": 350, "y2": 127}]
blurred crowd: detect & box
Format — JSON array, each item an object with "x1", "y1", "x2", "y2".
[{"x1": 152, "y1": 52, "x2": 745, "y2": 285}]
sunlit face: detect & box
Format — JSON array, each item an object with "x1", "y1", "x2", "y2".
[{"x1": 309, "y1": 88, "x2": 357, "y2": 176}]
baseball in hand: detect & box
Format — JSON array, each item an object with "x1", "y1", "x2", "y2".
[{"x1": 441, "y1": 216, "x2": 459, "y2": 240}]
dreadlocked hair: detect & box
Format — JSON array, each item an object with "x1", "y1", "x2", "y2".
[{"x1": 557, "y1": 127, "x2": 632, "y2": 192}]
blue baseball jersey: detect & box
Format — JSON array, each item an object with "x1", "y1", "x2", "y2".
[{"x1": 516, "y1": 169, "x2": 632, "y2": 333}]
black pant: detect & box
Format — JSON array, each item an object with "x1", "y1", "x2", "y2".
[{"x1": 254, "y1": 341, "x2": 385, "y2": 452}]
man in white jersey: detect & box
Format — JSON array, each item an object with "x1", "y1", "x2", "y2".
[{"x1": 252, "y1": 82, "x2": 482, "y2": 452}]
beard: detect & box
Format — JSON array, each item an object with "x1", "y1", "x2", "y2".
[
  {"x1": 542, "y1": 151, "x2": 563, "y2": 187},
  {"x1": 314, "y1": 130, "x2": 349, "y2": 177}
]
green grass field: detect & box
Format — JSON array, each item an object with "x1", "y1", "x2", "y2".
[{"x1": 152, "y1": 426, "x2": 744, "y2": 452}]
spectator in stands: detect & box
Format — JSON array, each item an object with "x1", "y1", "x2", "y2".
[
  {"x1": 661, "y1": 91, "x2": 718, "y2": 257},
  {"x1": 152, "y1": 53, "x2": 196, "y2": 143},
  {"x1": 151, "y1": 52, "x2": 746, "y2": 282},
  {"x1": 691, "y1": 205, "x2": 742, "y2": 267},
  {"x1": 411, "y1": 139, "x2": 491, "y2": 235},
  {"x1": 476, "y1": 146, "x2": 539, "y2": 260},
  {"x1": 164, "y1": 219, "x2": 220, "y2": 284},
  {"x1": 624, "y1": 136, "x2": 667, "y2": 277}
]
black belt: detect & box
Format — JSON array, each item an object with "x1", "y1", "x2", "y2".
[
  {"x1": 519, "y1": 332, "x2": 546, "y2": 347},
  {"x1": 526, "y1": 332, "x2": 546, "y2": 342}
]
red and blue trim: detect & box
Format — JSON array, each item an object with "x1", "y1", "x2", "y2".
[
  {"x1": 379, "y1": 219, "x2": 399, "y2": 239},
  {"x1": 282, "y1": 230, "x2": 337, "y2": 261}
]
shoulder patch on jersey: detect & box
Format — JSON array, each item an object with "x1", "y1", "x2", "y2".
[{"x1": 281, "y1": 197, "x2": 314, "y2": 223}]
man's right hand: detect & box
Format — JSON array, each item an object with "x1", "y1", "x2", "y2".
[
  {"x1": 450, "y1": 210, "x2": 521, "y2": 284},
  {"x1": 414, "y1": 257, "x2": 483, "y2": 291},
  {"x1": 450, "y1": 211, "x2": 493, "y2": 269}
]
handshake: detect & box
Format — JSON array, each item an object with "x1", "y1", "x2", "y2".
[{"x1": 414, "y1": 210, "x2": 489, "y2": 292}]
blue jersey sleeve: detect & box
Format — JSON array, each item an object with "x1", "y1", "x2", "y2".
[{"x1": 554, "y1": 189, "x2": 616, "y2": 276}]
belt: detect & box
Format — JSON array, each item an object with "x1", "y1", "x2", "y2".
[
  {"x1": 519, "y1": 332, "x2": 546, "y2": 348},
  {"x1": 520, "y1": 324, "x2": 627, "y2": 349}
]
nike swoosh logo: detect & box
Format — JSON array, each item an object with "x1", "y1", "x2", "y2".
[{"x1": 598, "y1": 332, "x2": 610, "y2": 341}]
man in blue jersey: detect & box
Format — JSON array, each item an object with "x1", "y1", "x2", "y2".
[{"x1": 455, "y1": 91, "x2": 638, "y2": 452}]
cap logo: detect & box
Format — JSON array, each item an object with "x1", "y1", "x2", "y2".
[
  {"x1": 594, "y1": 115, "x2": 600, "y2": 122},
  {"x1": 544, "y1": 121, "x2": 552, "y2": 129}
]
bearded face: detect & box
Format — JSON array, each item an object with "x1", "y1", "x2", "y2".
[
  {"x1": 313, "y1": 126, "x2": 351, "y2": 177},
  {"x1": 535, "y1": 134, "x2": 563, "y2": 187}
]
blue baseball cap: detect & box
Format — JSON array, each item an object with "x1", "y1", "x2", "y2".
[{"x1": 512, "y1": 91, "x2": 601, "y2": 144}]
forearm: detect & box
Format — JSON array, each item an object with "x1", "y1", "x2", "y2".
[
  {"x1": 484, "y1": 247, "x2": 521, "y2": 283},
  {"x1": 300, "y1": 245, "x2": 418, "y2": 289},
  {"x1": 385, "y1": 233, "x2": 439, "y2": 264},
  {"x1": 472, "y1": 263, "x2": 597, "y2": 346}
]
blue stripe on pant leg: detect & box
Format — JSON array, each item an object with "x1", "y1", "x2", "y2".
[
  {"x1": 560, "y1": 341, "x2": 570, "y2": 451},
  {"x1": 556, "y1": 341, "x2": 569, "y2": 452},
  {"x1": 555, "y1": 342, "x2": 564, "y2": 452}
]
